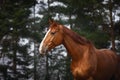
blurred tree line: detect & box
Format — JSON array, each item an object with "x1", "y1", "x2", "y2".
[{"x1": 0, "y1": 0, "x2": 120, "y2": 80}]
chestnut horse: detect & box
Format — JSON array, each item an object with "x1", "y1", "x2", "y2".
[{"x1": 39, "y1": 20, "x2": 117, "y2": 80}]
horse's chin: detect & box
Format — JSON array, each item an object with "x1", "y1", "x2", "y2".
[
  {"x1": 39, "y1": 46, "x2": 53, "y2": 56},
  {"x1": 39, "y1": 50, "x2": 47, "y2": 56},
  {"x1": 40, "y1": 53, "x2": 46, "y2": 57}
]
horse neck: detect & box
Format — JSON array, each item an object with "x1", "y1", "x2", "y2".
[
  {"x1": 63, "y1": 35, "x2": 85, "y2": 60},
  {"x1": 62, "y1": 27, "x2": 91, "y2": 61}
]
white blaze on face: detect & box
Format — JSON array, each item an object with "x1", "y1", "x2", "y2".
[{"x1": 39, "y1": 29, "x2": 51, "y2": 54}]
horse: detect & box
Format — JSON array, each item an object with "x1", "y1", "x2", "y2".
[{"x1": 39, "y1": 20, "x2": 117, "y2": 80}]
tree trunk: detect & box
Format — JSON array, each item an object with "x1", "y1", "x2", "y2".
[
  {"x1": 45, "y1": 55, "x2": 50, "y2": 80},
  {"x1": 13, "y1": 39, "x2": 17, "y2": 80},
  {"x1": 109, "y1": 0, "x2": 116, "y2": 52},
  {"x1": 34, "y1": 43, "x2": 37, "y2": 80}
]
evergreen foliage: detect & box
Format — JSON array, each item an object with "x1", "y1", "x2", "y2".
[
  {"x1": 0, "y1": 0, "x2": 120, "y2": 80},
  {"x1": 0, "y1": 0, "x2": 37, "y2": 79}
]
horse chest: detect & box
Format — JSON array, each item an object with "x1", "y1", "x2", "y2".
[{"x1": 71, "y1": 62, "x2": 93, "y2": 79}]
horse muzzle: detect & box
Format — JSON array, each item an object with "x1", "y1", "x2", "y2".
[{"x1": 39, "y1": 45, "x2": 48, "y2": 56}]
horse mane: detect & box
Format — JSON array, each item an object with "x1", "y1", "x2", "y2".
[{"x1": 62, "y1": 25, "x2": 91, "y2": 45}]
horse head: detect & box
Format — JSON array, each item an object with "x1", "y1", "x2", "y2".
[{"x1": 39, "y1": 20, "x2": 63, "y2": 55}]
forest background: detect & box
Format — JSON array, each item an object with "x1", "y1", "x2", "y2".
[{"x1": 0, "y1": 0, "x2": 120, "y2": 80}]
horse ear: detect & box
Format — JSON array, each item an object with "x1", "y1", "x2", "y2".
[
  {"x1": 49, "y1": 19, "x2": 54, "y2": 24},
  {"x1": 49, "y1": 19, "x2": 59, "y2": 28}
]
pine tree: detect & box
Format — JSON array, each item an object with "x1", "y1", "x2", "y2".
[{"x1": 0, "y1": 0, "x2": 37, "y2": 79}]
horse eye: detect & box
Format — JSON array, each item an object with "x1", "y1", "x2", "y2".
[{"x1": 51, "y1": 32, "x2": 56, "y2": 35}]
